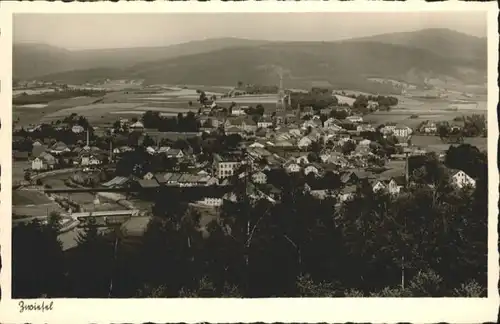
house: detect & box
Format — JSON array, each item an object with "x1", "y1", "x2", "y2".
[
  {"x1": 143, "y1": 172, "x2": 155, "y2": 180},
  {"x1": 380, "y1": 124, "x2": 397, "y2": 135},
  {"x1": 357, "y1": 124, "x2": 376, "y2": 132},
  {"x1": 231, "y1": 106, "x2": 246, "y2": 116},
  {"x1": 346, "y1": 115, "x2": 363, "y2": 123},
  {"x1": 296, "y1": 155, "x2": 310, "y2": 165},
  {"x1": 371, "y1": 180, "x2": 387, "y2": 193},
  {"x1": 257, "y1": 118, "x2": 274, "y2": 129},
  {"x1": 274, "y1": 140, "x2": 294, "y2": 148},
  {"x1": 251, "y1": 171, "x2": 267, "y2": 184},
  {"x1": 324, "y1": 118, "x2": 342, "y2": 129},
  {"x1": 166, "y1": 149, "x2": 184, "y2": 159},
  {"x1": 304, "y1": 164, "x2": 320, "y2": 176},
  {"x1": 298, "y1": 136, "x2": 313, "y2": 149},
  {"x1": 285, "y1": 161, "x2": 301, "y2": 173},
  {"x1": 50, "y1": 141, "x2": 70, "y2": 155},
  {"x1": 130, "y1": 121, "x2": 145, "y2": 132},
  {"x1": 393, "y1": 124, "x2": 412, "y2": 137},
  {"x1": 71, "y1": 125, "x2": 85, "y2": 134},
  {"x1": 341, "y1": 170, "x2": 373, "y2": 185},
  {"x1": 242, "y1": 118, "x2": 258, "y2": 133},
  {"x1": 387, "y1": 177, "x2": 405, "y2": 195},
  {"x1": 326, "y1": 153, "x2": 348, "y2": 168},
  {"x1": 31, "y1": 157, "x2": 44, "y2": 170},
  {"x1": 420, "y1": 122, "x2": 437, "y2": 134},
  {"x1": 198, "y1": 197, "x2": 223, "y2": 207},
  {"x1": 289, "y1": 128, "x2": 302, "y2": 137},
  {"x1": 31, "y1": 152, "x2": 56, "y2": 170},
  {"x1": 450, "y1": 170, "x2": 476, "y2": 189},
  {"x1": 225, "y1": 126, "x2": 244, "y2": 136},
  {"x1": 338, "y1": 185, "x2": 357, "y2": 203},
  {"x1": 213, "y1": 154, "x2": 242, "y2": 179},
  {"x1": 249, "y1": 141, "x2": 265, "y2": 148},
  {"x1": 359, "y1": 139, "x2": 371, "y2": 146},
  {"x1": 302, "y1": 119, "x2": 322, "y2": 129}
]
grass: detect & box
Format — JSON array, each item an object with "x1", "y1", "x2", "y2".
[
  {"x1": 13, "y1": 190, "x2": 53, "y2": 205},
  {"x1": 411, "y1": 135, "x2": 487, "y2": 152},
  {"x1": 13, "y1": 161, "x2": 31, "y2": 183},
  {"x1": 12, "y1": 203, "x2": 63, "y2": 218}
]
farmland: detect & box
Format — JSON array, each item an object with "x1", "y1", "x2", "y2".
[{"x1": 411, "y1": 135, "x2": 487, "y2": 153}]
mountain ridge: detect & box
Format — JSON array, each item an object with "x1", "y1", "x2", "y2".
[{"x1": 14, "y1": 28, "x2": 487, "y2": 93}]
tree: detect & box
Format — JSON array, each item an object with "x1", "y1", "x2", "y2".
[
  {"x1": 444, "y1": 144, "x2": 486, "y2": 179},
  {"x1": 142, "y1": 135, "x2": 156, "y2": 148},
  {"x1": 341, "y1": 141, "x2": 356, "y2": 155},
  {"x1": 12, "y1": 220, "x2": 66, "y2": 298}
]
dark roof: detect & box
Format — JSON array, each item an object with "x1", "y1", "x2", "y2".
[
  {"x1": 137, "y1": 179, "x2": 160, "y2": 188},
  {"x1": 102, "y1": 176, "x2": 129, "y2": 187}
]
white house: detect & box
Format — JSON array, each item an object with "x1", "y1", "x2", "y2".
[
  {"x1": 71, "y1": 125, "x2": 85, "y2": 134},
  {"x1": 231, "y1": 106, "x2": 246, "y2": 116},
  {"x1": 257, "y1": 118, "x2": 274, "y2": 128},
  {"x1": 251, "y1": 171, "x2": 267, "y2": 184},
  {"x1": 50, "y1": 141, "x2": 70, "y2": 155},
  {"x1": 130, "y1": 121, "x2": 145, "y2": 132},
  {"x1": 346, "y1": 115, "x2": 363, "y2": 123},
  {"x1": 359, "y1": 139, "x2": 371, "y2": 146},
  {"x1": 166, "y1": 149, "x2": 184, "y2": 159},
  {"x1": 387, "y1": 178, "x2": 405, "y2": 195},
  {"x1": 31, "y1": 157, "x2": 44, "y2": 171},
  {"x1": 450, "y1": 170, "x2": 476, "y2": 189},
  {"x1": 298, "y1": 136, "x2": 313, "y2": 149},
  {"x1": 198, "y1": 197, "x2": 223, "y2": 207},
  {"x1": 393, "y1": 125, "x2": 413, "y2": 137},
  {"x1": 372, "y1": 180, "x2": 386, "y2": 193},
  {"x1": 285, "y1": 162, "x2": 301, "y2": 173},
  {"x1": 304, "y1": 165, "x2": 320, "y2": 176},
  {"x1": 249, "y1": 142, "x2": 265, "y2": 148}
]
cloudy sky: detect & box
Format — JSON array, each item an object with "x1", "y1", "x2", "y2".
[{"x1": 14, "y1": 12, "x2": 487, "y2": 50}]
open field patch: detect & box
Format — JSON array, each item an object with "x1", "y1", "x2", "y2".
[
  {"x1": 42, "y1": 102, "x2": 143, "y2": 119},
  {"x1": 334, "y1": 95, "x2": 356, "y2": 106},
  {"x1": 13, "y1": 161, "x2": 31, "y2": 183},
  {"x1": 109, "y1": 110, "x2": 179, "y2": 117},
  {"x1": 13, "y1": 190, "x2": 53, "y2": 206},
  {"x1": 218, "y1": 95, "x2": 277, "y2": 104},
  {"x1": 16, "y1": 104, "x2": 49, "y2": 109},
  {"x1": 13, "y1": 203, "x2": 63, "y2": 218},
  {"x1": 411, "y1": 135, "x2": 487, "y2": 152}
]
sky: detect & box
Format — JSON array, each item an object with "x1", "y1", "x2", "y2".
[{"x1": 14, "y1": 12, "x2": 487, "y2": 50}]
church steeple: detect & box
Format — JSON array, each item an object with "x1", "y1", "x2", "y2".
[{"x1": 275, "y1": 68, "x2": 287, "y2": 125}]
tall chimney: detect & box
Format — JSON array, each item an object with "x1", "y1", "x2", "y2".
[
  {"x1": 86, "y1": 129, "x2": 90, "y2": 147},
  {"x1": 405, "y1": 153, "x2": 410, "y2": 186},
  {"x1": 109, "y1": 140, "x2": 113, "y2": 162}
]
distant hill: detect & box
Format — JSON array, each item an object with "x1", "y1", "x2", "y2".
[
  {"x1": 345, "y1": 28, "x2": 487, "y2": 64},
  {"x1": 13, "y1": 38, "x2": 270, "y2": 80},
  {"x1": 16, "y1": 29, "x2": 487, "y2": 93}
]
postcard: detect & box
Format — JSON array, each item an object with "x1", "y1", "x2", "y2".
[{"x1": 0, "y1": 1, "x2": 498, "y2": 323}]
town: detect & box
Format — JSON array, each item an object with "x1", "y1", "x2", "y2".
[{"x1": 12, "y1": 74, "x2": 488, "y2": 298}]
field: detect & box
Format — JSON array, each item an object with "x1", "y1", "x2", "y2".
[
  {"x1": 13, "y1": 190, "x2": 53, "y2": 205},
  {"x1": 12, "y1": 190, "x2": 63, "y2": 218},
  {"x1": 411, "y1": 135, "x2": 487, "y2": 153}
]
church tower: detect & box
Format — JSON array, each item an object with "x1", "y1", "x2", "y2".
[{"x1": 275, "y1": 69, "x2": 287, "y2": 125}]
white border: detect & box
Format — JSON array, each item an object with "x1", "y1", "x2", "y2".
[{"x1": 0, "y1": 2, "x2": 498, "y2": 323}]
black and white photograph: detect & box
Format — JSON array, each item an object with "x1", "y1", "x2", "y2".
[{"x1": 0, "y1": 2, "x2": 498, "y2": 323}]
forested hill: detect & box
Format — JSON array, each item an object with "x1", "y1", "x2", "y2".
[{"x1": 15, "y1": 28, "x2": 487, "y2": 92}]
